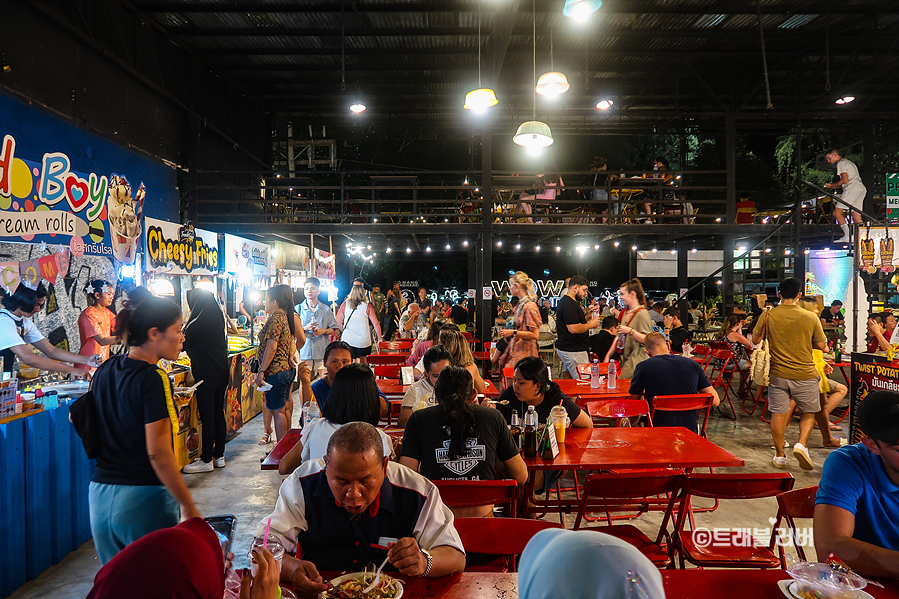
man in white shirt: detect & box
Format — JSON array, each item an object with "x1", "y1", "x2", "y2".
[
  {"x1": 1, "y1": 283, "x2": 99, "y2": 377},
  {"x1": 257, "y1": 422, "x2": 465, "y2": 595},
  {"x1": 825, "y1": 148, "x2": 867, "y2": 243},
  {"x1": 398, "y1": 303, "x2": 424, "y2": 339},
  {"x1": 398, "y1": 346, "x2": 451, "y2": 428}
]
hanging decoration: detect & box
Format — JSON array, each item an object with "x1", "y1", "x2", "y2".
[{"x1": 0, "y1": 250, "x2": 71, "y2": 293}]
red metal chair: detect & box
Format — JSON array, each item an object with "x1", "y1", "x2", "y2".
[
  {"x1": 453, "y1": 518, "x2": 562, "y2": 572},
  {"x1": 650, "y1": 394, "x2": 716, "y2": 438},
  {"x1": 674, "y1": 472, "x2": 795, "y2": 569},
  {"x1": 706, "y1": 349, "x2": 738, "y2": 420},
  {"x1": 573, "y1": 470, "x2": 687, "y2": 568},
  {"x1": 367, "y1": 354, "x2": 407, "y2": 366},
  {"x1": 690, "y1": 344, "x2": 713, "y2": 369},
  {"x1": 380, "y1": 400, "x2": 403, "y2": 427},
  {"x1": 433, "y1": 479, "x2": 519, "y2": 517},
  {"x1": 742, "y1": 385, "x2": 770, "y2": 422},
  {"x1": 373, "y1": 365, "x2": 403, "y2": 380},
  {"x1": 769, "y1": 485, "x2": 818, "y2": 567},
  {"x1": 586, "y1": 399, "x2": 652, "y2": 427},
  {"x1": 378, "y1": 340, "x2": 412, "y2": 353}
]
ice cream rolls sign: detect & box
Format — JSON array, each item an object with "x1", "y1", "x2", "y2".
[{"x1": 144, "y1": 217, "x2": 220, "y2": 276}]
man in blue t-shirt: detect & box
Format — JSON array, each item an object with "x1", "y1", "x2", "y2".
[
  {"x1": 628, "y1": 332, "x2": 718, "y2": 434},
  {"x1": 301, "y1": 341, "x2": 387, "y2": 417},
  {"x1": 815, "y1": 390, "x2": 899, "y2": 577}
]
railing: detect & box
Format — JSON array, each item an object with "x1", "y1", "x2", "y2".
[{"x1": 191, "y1": 169, "x2": 834, "y2": 227}]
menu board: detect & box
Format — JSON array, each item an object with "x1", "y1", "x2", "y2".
[
  {"x1": 223, "y1": 233, "x2": 271, "y2": 276},
  {"x1": 144, "y1": 218, "x2": 220, "y2": 275}
]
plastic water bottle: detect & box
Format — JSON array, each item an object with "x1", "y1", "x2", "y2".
[
  {"x1": 590, "y1": 359, "x2": 601, "y2": 388},
  {"x1": 304, "y1": 398, "x2": 320, "y2": 427},
  {"x1": 608, "y1": 360, "x2": 617, "y2": 389}
]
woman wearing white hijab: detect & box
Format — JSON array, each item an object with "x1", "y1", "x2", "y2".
[{"x1": 518, "y1": 529, "x2": 666, "y2": 599}]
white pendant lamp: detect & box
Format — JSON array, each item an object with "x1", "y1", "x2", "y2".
[
  {"x1": 535, "y1": 28, "x2": 569, "y2": 96},
  {"x1": 514, "y1": 0, "x2": 553, "y2": 148},
  {"x1": 464, "y1": 1, "x2": 498, "y2": 111},
  {"x1": 513, "y1": 121, "x2": 554, "y2": 148},
  {"x1": 536, "y1": 72, "x2": 570, "y2": 96}
]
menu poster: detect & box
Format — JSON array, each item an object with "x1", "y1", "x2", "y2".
[{"x1": 313, "y1": 248, "x2": 336, "y2": 280}]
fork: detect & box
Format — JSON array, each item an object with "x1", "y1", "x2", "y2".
[{"x1": 362, "y1": 555, "x2": 391, "y2": 594}]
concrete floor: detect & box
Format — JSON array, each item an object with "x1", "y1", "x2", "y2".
[{"x1": 5, "y1": 391, "x2": 845, "y2": 599}]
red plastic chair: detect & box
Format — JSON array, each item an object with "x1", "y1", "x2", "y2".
[
  {"x1": 461, "y1": 331, "x2": 473, "y2": 339},
  {"x1": 650, "y1": 394, "x2": 715, "y2": 438},
  {"x1": 373, "y1": 365, "x2": 403, "y2": 380},
  {"x1": 769, "y1": 485, "x2": 818, "y2": 567},
  {"x1": 367, "y1": 354, "x2": 407, "y2": 366},
  {"x1": 586, "y1": 399, "x2": 652, "y2": 427},
  {"x1": 453, "y1": 518, "x2": 561, "y2": 572},
  {"x1": 706, "y1": 349, "x2": 737, "y2": 420},
  {"x1": 378, "y1": 340, "x2": 412, "y2": 353},
  {"x1": 573, "y1": 470, "x2": 687, "y2": 568},
  {"x1": 433, "y1": 480, "x2": 519, "y2": 517},
  {"x1": 675, "y1": 473, "x2": 795, "y2": 569},
  {"x1": 380, "y1": 400, "x2": 403, "y2": 427}
]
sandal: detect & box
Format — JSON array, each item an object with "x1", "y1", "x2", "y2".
[{"x1": 258, "y1": 432, "x2": 273, "y2": 445}]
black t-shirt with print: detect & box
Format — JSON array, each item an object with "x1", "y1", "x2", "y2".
[
  {"x1": 90, "y1": 355, "x2": 173, "y2": 486},
  {"x1": 401, "y1": 405, "x2": 519, "y2": 481},
  {"x1": 495, "y1": 383, "x2": 583, "y2": 425}
]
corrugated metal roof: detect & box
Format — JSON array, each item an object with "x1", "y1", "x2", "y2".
[{"x1": 131, "y1": 0, "x2": 899, "y2": 121}]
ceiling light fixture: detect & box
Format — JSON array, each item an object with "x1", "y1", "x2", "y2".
[
  {"x1": 555, "y1": 246, "x2": 561, "y2": 252},
  {"x1": 613, "y1": 241, "x2": 620, "y2": 247},
  {"x1": 463, "y1": 239, "x2": 469, "y2": 246},
  {"x1": 349, "y1": 103, "x2": 366, "y2": 113},
  {"x1": 514, "y1": 0, "x2": 553, "y2": 149},
  {"x1": 563, "y1": 0, "x2": 601, "y2": 19},
  {"x1": 535, "y1": 245, "x2": 541, "y2": 251},
  {"x1": 535, "y1": 27, "x2": 569, "y2": 97},
  {"x1": 595, "y1": 99, "x2": 614, "y2": 110},
  {"x1": 835, "y1": 95, "x2": 855, "y2": 105},
  {"x1": 464, "y1": 1, "x2": 499, "y2": 112}
]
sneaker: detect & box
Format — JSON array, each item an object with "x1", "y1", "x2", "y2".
[
  {"x1": 792, "y1": 443, "x2": 814, "y2": 470},
  {"x1": 835, "y1": 235, "x2": 850, "y2": 244},
  {"x1": 182, "y1": 459, "x2": 214, "y2": 474},
  {"x1": 214, "y1": 457, "x2": 226, "y2": 468},
  {"x1": 772, "y1": 456, "x2": 787, "y2": 469}
]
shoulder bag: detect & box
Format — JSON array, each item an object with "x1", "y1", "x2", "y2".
[
  {"x1": 749, "y1": 307, "x2": 772, "y2": 386},
  {"x1": 70, "y1": 381, "x2": 101, "y2": 459}
]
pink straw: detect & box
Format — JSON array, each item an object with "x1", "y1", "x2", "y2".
[{"x1": 263, "y1": 518, "x2": 272, "y2": 549}]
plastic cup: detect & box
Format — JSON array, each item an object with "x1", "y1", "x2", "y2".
[
  {"x1": 248, "y1": 534, "x2": 285, "y2": 576},
  {"x1": 550, "y1": 406, "x2": 568, "y2": 444}
]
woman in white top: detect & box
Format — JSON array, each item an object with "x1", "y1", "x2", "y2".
[
  {"x1": 336, "y1": 280, "x2": 383, "y2": 366},
  {"x1": 278, "y1": 363, "x2": 394, "y2": 474}
]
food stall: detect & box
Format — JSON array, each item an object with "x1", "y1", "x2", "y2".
[
  {"x1": 312, "y1": 247, "x2": 340, "y2": 303},
  {"x1": 143, "y1": 217, "x2": 225, "y2": 465},
  {"x1": 223, "y1": 233, "x2": 274, "y2": 433},
  {"x1": 0, "y1": 94, "x2": 181, "y2": 596}
]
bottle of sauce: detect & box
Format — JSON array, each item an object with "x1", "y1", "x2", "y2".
[
  {"x1": 523, "y1": 406, "x2": 537, "y2": 457},
  {"x1": 510, "y1": 409, "x2": 522, "y2": 450}
]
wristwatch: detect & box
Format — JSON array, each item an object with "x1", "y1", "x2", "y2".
[{"x1": 420, "y1": 548, "x2": 433, "y2": 577}]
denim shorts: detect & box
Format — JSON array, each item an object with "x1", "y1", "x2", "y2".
[{"x1": 265, "y1": 368, "x2": 296, "y2": 411}]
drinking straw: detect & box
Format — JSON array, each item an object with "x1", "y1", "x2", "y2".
[{"x1": 263, "y1": 518, "x2": 272, "y2": 549}]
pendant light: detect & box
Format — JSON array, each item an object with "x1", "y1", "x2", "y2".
[
  {"x1": 563, "y1": 0, "x2": 602, "y2": 19},
  {"x1": 514, "y1": 0, "x2": 554, "y2": 149},
  {"x1": 340, "y1": 0, "x2": 366, "y2": 114},
  {"x1": 535, "y1": 26, "x2": 569, "y2": 96},
  {"x1": 464, "y1": 0, "x2": 498, "y2": 112}
]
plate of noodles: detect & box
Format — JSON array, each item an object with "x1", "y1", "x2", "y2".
[{"x1": 325, "y1": 572, "x2": 403, "y2": 599}]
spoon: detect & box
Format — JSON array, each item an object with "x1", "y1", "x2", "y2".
[{"x1": 362, "y1": 555, "x2": 390, "y2": 594}]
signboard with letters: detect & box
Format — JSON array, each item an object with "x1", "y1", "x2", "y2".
[
  {"x1": 144, "y1": 218, "x2": 219, "y2": 275},
  {"x1": 223, "y1": 233, "x2": 272, "y2": 276}
]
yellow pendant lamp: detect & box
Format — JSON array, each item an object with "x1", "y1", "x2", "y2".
[{"x1": 464, "y1": 1, "x2": 498, "y2": 112}]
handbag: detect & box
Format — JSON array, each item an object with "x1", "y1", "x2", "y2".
[
  {"x1": 70, "y1": 386, "x2": 101, "y2": 459},
  {"x1": 749, "y1": 307, "x2": 772, "y2": 387}
]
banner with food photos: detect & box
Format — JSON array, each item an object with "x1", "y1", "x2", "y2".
[
  {"x1": 0, "y1": 92, "x2": 178, "y2": 264},
  {"x1": 857, "y1": 226, "x2": 898, "y2": 274}
]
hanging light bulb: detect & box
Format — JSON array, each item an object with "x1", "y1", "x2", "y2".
[
  {"x1": 595, "y1": 99, "x2": 614, "y2": 110},
  {"x1": 514, "y1": 0, "x2": 554, "y2": 149},
  {"x1": 563, "y1": 0, "x2": 602, "y2": 18},
  {"x1": 464, "y1": 1, "x2": 498, "y2": 111},
  {"x1": 349, "y1": 102, "x2": 366, "y2": 114}
]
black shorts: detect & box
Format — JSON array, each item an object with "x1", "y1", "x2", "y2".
[{"x1": 350, "y1": 345, "x2": 372, "y2": 359}]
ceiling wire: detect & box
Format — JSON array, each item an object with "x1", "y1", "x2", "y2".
[
  {"x1": 478, "y1": 0, "x2": 482, "y2": 87},
  {"x1": 340, "y1": 0, "x2": 346, "y2": 91},
  {"x1": 824, "y1": 0, "x2": 832, "y2": 91},
  {"x1": 755, "y1": 0, "x2": 773, "y2": 109},
  {"x1": 532, "y1": 0, "x2": 537, "y2": 120}
]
